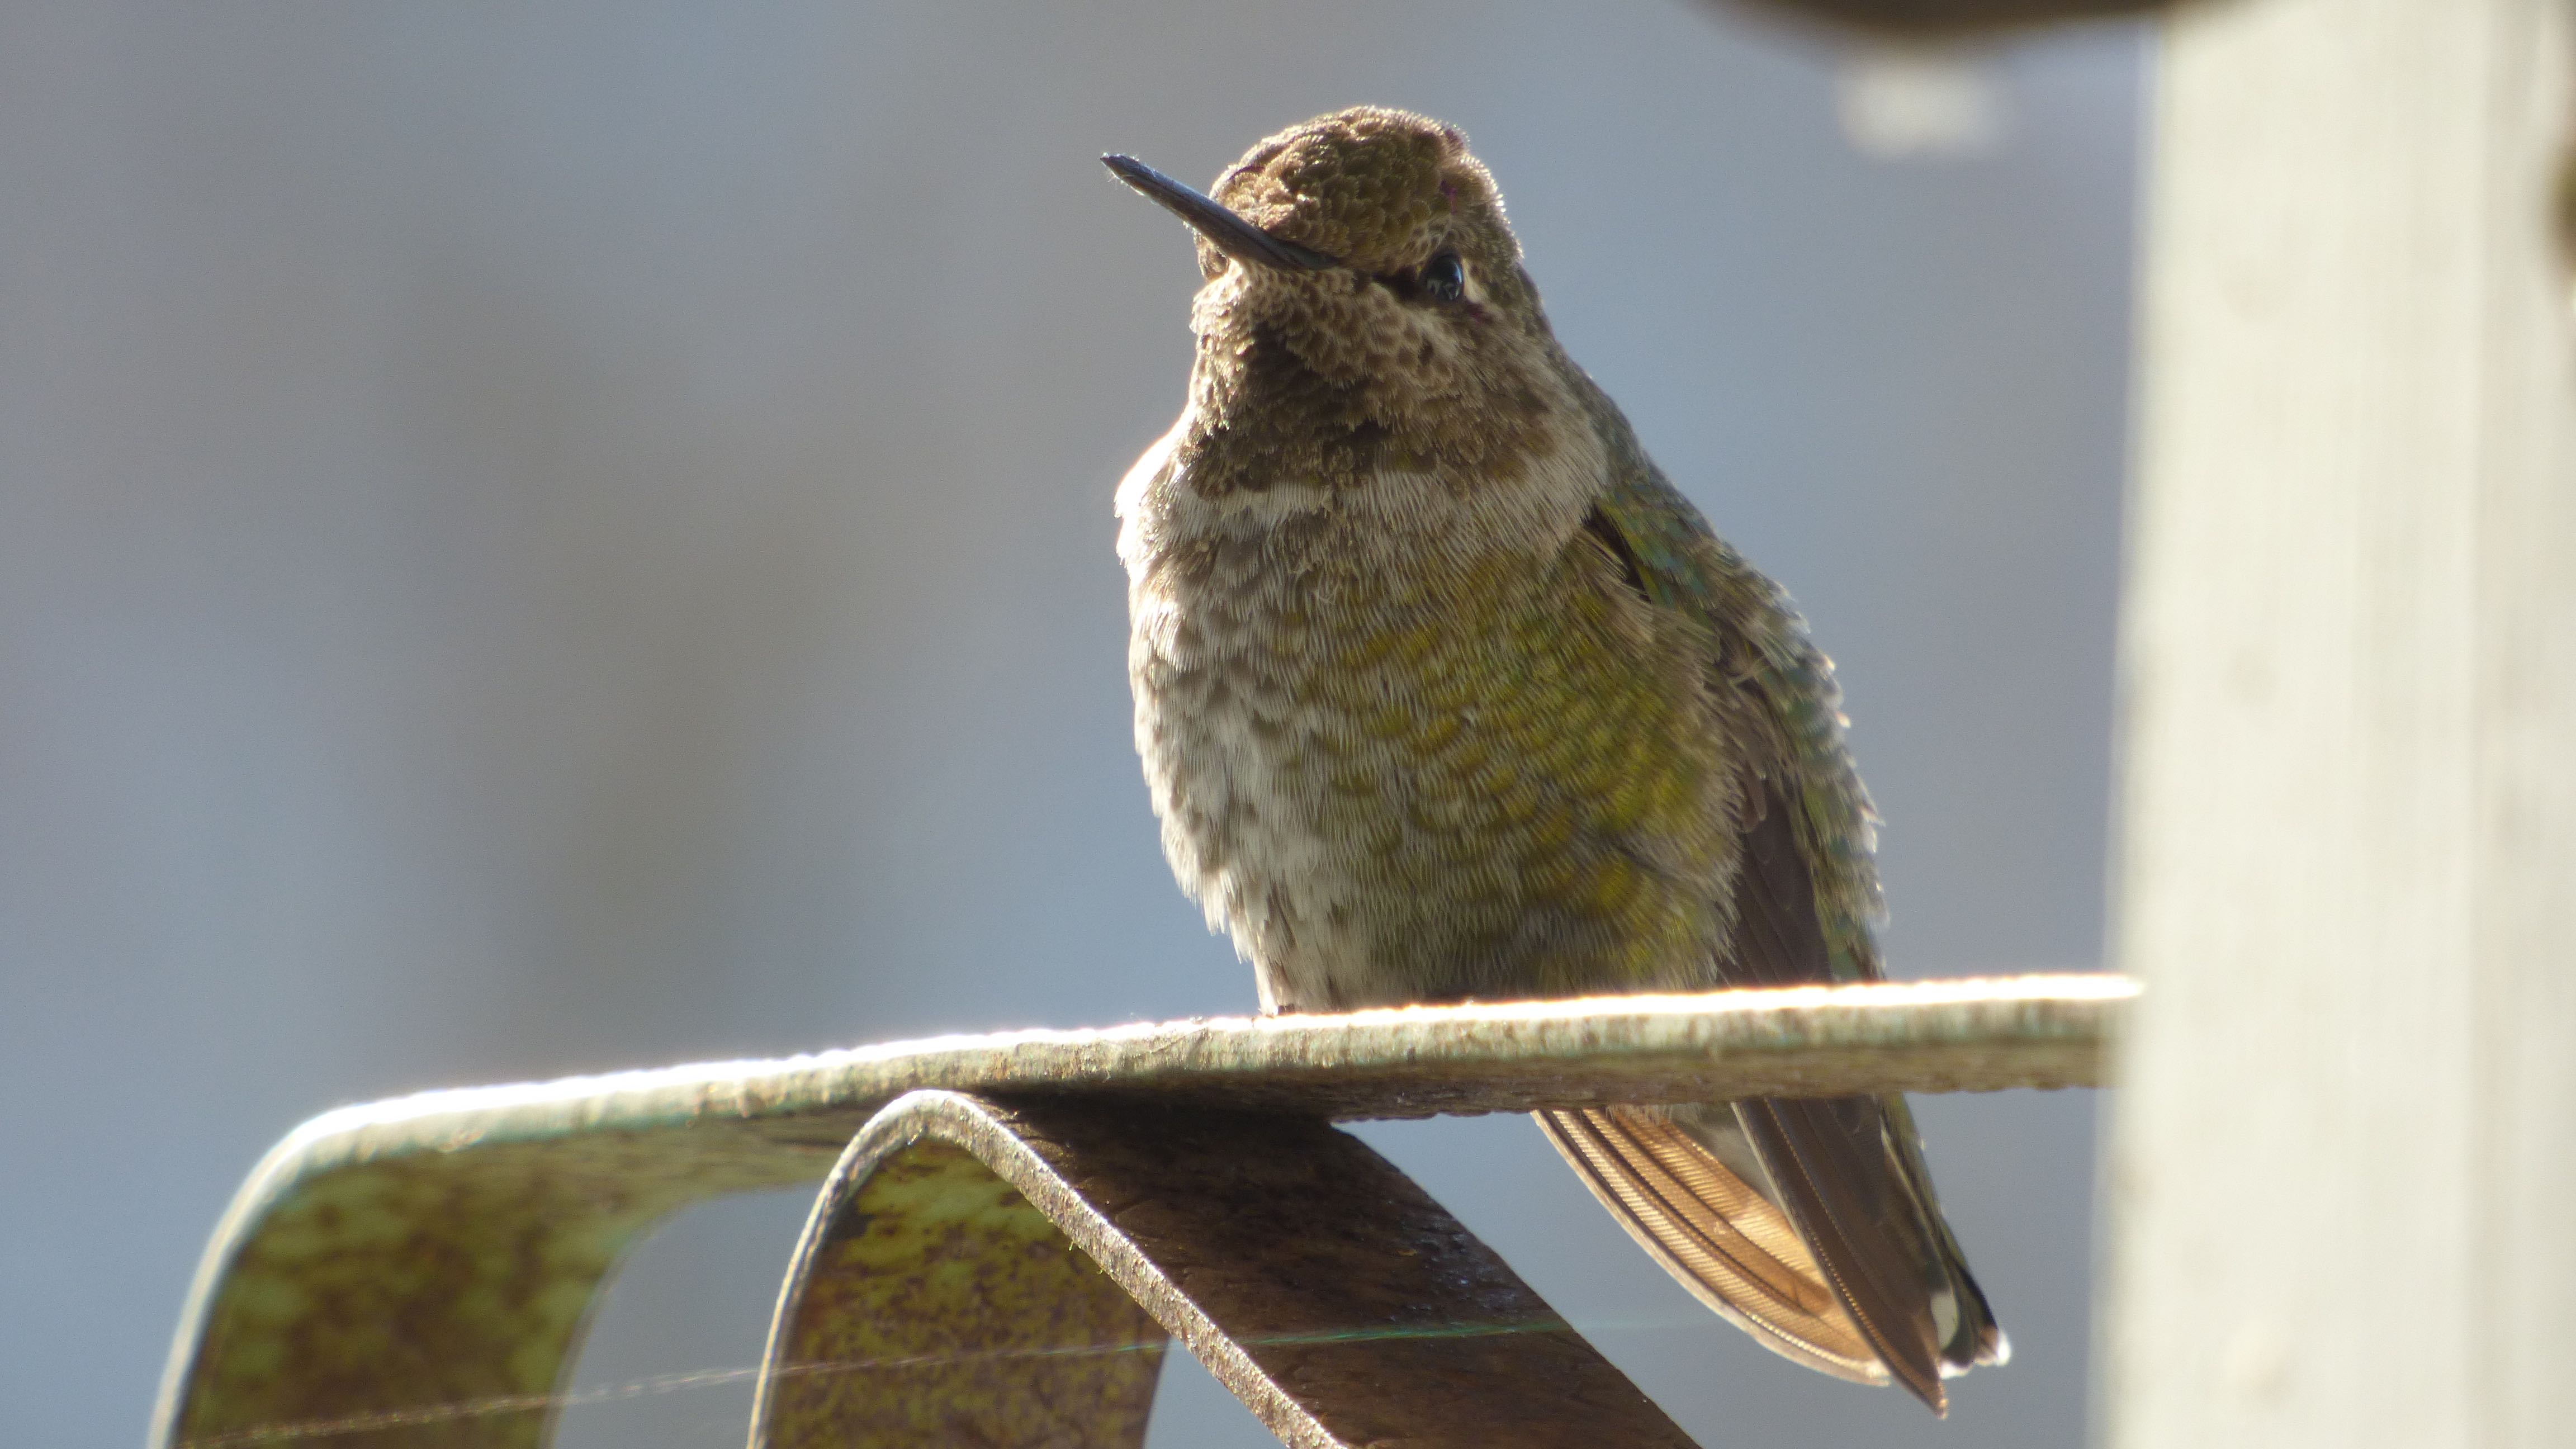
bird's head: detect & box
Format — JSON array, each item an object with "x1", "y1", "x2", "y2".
[{"x1": 1107, "y1": 107, "x2": 1575, "y2": 495}]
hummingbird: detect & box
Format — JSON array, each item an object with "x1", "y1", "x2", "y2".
[{"x1": 1104, "y1": 107, "x2": 2005, "y2": 1413}]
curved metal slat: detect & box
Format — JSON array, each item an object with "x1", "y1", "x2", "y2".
[
  {"x1": 158, "y1": 1130, "x2": 829, "y2": 1449},
  {"x1": 153, "y1": 976, "x2": 2127, "y2": 1448},
  {"x1": 757, "y1": 1119, "x2": 1167, "y2": 1448},
  {"x1": 758, "y1": 1091, "x2": 1696, "y2": 1449}
]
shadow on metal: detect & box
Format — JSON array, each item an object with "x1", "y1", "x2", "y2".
[
  {"x1": 755, "y1": 1090, "x2": 1696, "y2": 1449},
  {"x1": 149, "y1": 976, "x2": 2128, "y2": 1448}
]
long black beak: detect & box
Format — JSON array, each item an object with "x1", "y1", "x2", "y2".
[{"x1": 1102, "y1": 154, "x2": 1334, "y2": 273}]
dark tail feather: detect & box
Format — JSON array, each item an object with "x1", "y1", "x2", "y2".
[
  {"x1": 1877, "y1": 1089, "x2": 2009, "y2": 1374},
  {"x1": 1695, "y1": 778, "x2": 2006, "y2": 1410},
  {"x1": 1737, "y1": 1095, "x2": 1954, "y2": 1410}
]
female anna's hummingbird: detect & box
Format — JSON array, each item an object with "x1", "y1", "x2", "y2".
[{"x1": 1105, "y1": 107, "x2": 2005, "y2": 1413}]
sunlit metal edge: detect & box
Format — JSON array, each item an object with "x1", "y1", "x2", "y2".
[
  {"x1": 250, "y1": 974, "x2": 2129, "y2": 1166},
  {"x1": 272, "y1": 973, "x2": 2125, "y2": 1160}
]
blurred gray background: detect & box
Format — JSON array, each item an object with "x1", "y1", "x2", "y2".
[{"x1": 0, "y1": 3, "x2": 2137, "y2": 1445}]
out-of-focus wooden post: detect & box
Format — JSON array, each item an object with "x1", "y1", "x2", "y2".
[{"x1": 2106, "y1": 2, "x2": 2576, "y2": 1445}]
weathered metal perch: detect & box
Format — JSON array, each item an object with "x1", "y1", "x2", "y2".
[{"x1": 153, "y1": 973, "x2": 2130, "y2": 1448}]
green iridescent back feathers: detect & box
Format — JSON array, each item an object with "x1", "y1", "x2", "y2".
[{"x1": 1573, "y1": 389, "x2": 1887, "y2": 986}]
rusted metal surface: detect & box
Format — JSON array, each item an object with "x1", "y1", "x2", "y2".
[
  {"x1": 757, "y1": 1116, "x2": 1167, "y2": 1448},
  {"x1": 757, "y1": 1091, "x2": 1694, "y2": 1449},
  {"x1": 153, "y1": 974, "x2": 2129, "y2": 1448},
  {"x1": 158, "y1": 1129, "x2": 827, "y2": 1449},
  {"x1": 1720, "y1": 0, "x2": 2180, "y2": 36}
]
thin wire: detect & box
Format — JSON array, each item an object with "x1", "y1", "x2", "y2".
[
  {"x1": 176, "y1": 1345, "x2": 1145, "y2": 1448},
  {"x1": 172, "y1": 1314, "x2": 1708, "y2": 1448}
]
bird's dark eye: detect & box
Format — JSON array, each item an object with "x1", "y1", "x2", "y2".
[{"x1": 1418, "y1": 251, "x2": 1465, "y2": 303}]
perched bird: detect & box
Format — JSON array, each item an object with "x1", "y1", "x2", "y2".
[{"x1": 1105, "y1": 106, "x2": 2005, "y2": 1413}]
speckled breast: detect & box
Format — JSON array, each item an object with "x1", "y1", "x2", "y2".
[{"x1": 1120, "y1": 461, "x2": 1737, "y2": 1015}]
